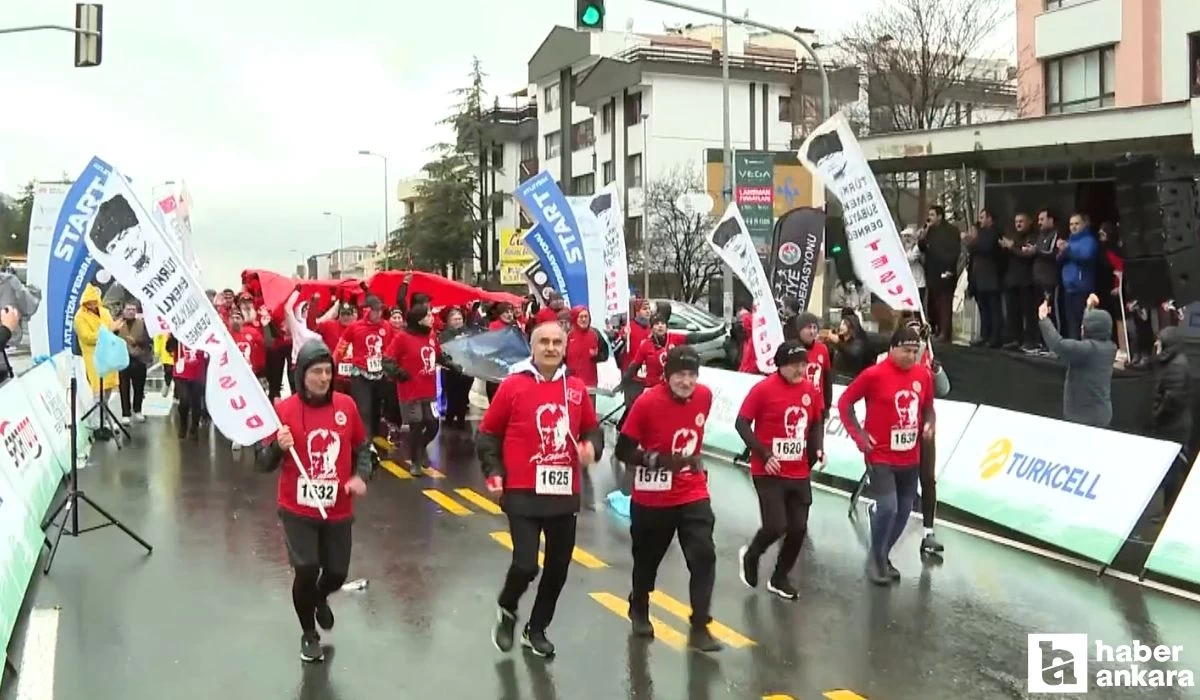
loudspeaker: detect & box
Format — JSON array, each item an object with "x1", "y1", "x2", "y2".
[
  {"x1": 1124, "y1": 257, "x2": 1174, "y2": 306},
  {"x1": 1166, "y1": 247, "x2": 1200, "y2": 306}
]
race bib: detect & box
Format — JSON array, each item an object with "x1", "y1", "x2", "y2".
[
  {"x1": 637, "y1": 364, "x2": 647, "y2": 380},
  {"x1": 337, "y1": 362, "x2": 353, "y2": 376},
  {"x1": 771, "y1": 438, "x2": 805, "y2": 460},
  {"x1": 175, "y1": 355, "x2": 186, "y2": 372},
  {"x1": 890, "y1": 428, "x2": 918, "y2": 451},
  {"x1": 367, "y1": 356, "x2": 382, "y2": 373},
  {"x1": 535, "y1": 464, "x2": 573, "y2": 495},
  {"x1": 634, "y1": 466, "x2": 672, "y2": 492},
  {"x1": 297, "y1": 479, "x2": 339, "y2": 508}
]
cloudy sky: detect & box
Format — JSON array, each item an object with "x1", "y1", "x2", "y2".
[{"x1": 0, "y1": 0, "x2": 994, "y2": 286}]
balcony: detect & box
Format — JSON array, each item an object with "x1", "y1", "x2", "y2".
[
  {"x1": 484, "y1": 102, "x2": 538, "y2": 125},
  {"x1": 616, "y1": 44, "x2": 803, "y2": 75},
  {"x1": 520, "y1": 158, "x2": 539, "y2": 180}
]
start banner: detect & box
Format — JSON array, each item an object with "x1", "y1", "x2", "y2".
[
  {"x1": 1144, "y1": 452, "x2": 1200, "y2": 585},
  {"x1": 937, "y1": 405, "x2": 1180, "y2": 565}
]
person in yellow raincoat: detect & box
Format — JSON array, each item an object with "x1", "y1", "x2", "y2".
[{"x1": 73, "y1": 284, "x2": 120, "y2": 395}]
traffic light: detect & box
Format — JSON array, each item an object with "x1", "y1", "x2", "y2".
[
  {"x1": 576, "y1": 0, "x2": 604, "y2": 30},
  {"x1": 74, "y1": 3, "x2": 102, "y2": 68}
]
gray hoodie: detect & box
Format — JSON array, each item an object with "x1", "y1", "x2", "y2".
[{"x1": 1038, "y1": 309, "x2": 1117, "y2": 427}]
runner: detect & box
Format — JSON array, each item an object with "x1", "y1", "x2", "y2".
[
  {"x1": 615, "y1": 345, "x2": 722, "y2": 652},
  {"x1": 477, "y1": 320, "x2": 603, "y2": 658},
  {"x1": 165, "y1": 335, "x2": 206, "y2": 440},
  {"x1": 315, "y1": 303, "x2": 356, "y2": 394},
  {"x1": 334, "y1": 295, "x2": 393, "y2": 439},
  {"x1": 837, "y1": 326, "x2": 935, "y2": 586},
  {"x1": 387, "y1": 303, "x2": 445, "y2": 476},
  {"x1": 734, "y1": 341, "x2": 825, "y2": 600},
  {"x1": 255, "y1": 339, "x2": 370, "y2": 663}
]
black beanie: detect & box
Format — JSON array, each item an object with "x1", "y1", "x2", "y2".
[
  {"x1": 663, "y1": 345, "x2": 701, "y2": 377},
  {"x1": 890, "y1": 326, "x2": 921, "y2": 348},
  {"x1": 774, "y1": 341, "x2": 808, "y2": 368},
  {"x1": 405, "y1": 304, "x2": 429, "y2": 328}
]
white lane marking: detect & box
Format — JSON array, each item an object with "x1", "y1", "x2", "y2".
[{"x1": 15, "y1": 607, "x2": 59, "y2": 700}]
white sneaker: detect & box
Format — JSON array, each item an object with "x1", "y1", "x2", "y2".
[
  {"x1": 120, "y1": 417, "x2": 132, "y2": 426},
  {"x1": 133, "y1": 413, "x2": 145, "y2": 423}
]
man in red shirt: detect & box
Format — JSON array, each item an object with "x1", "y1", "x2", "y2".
[
  {"x1": 230, "y1": 309, "x2": 267, "y2": 379},
  {"x1": 166, "y1": 335, "x2": 206, "y2": 440},
  {"x1": 734, "y1": 341, "x2": 825, "y2": 600},
  {"x1": 615, "y1": 346, "x2": 722, "y2": 653},
  {"x1": 315, "y1": 304, "x2": 356, "y2": 394},
  {"x1": 387, "y1": 304, "x2": 447, "y2": 475},
  {"x1": 334, "y1": 295, "x2": 392, "y2": 439},
  {"x1": 477, "y1": 320, "x2": 603, "y2": 659},
  {"x1": 255, "y1": 339, "x2": 370, "y2": 663},
  {"x1": 837, "y1": 326, "x2": 936, "y2": 586}
]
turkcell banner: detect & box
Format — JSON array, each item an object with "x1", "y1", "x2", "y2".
[
  {"x1": 937, "y1": 405, "x2": 1180, "y2": 565},
  {"x1": 0, "y1": 374, "x2": 63, "y2": 522},
  {"x1": 515, "y1": 171, "x2": 588, "y2": 307},
  {"x1": 0, "y1": 458, "x2": 40, "y2": 660},
  {"x1": 25, "y1": 182, "x2": 71, "y2": 358},
  {"x1": 21, "y1": 353, "x2": 75, "y2": 476},
  {"x1": 1144, "y1": 453, "x2": 1200, "y2": 585}
]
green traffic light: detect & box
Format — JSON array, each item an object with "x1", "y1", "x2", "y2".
[
  {"x1": 830, "y1": 245, "x2": 844, "y2": 254},
  {"x1": 581, "y1": 4, "x2": 602, "y2": 26}
]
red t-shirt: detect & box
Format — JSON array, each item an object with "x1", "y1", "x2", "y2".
[
  {"x1": 388, "y1": 329, "x2": 440, "y2": 402},
  {"x1": 624, "y1": 320, "x2": 649, "y2": 373},
  {"x1": 274, "y1": 392, "x2": 366, "y2": 522},
  {"x1": 630, "y1": 332, "x2": 686, "y2": 387},
  {"x1": 621, "y1": 383, "x2": 712, "y2": 508},
  {"x1": 837, "y1": 358, "x2": 934, "y2": 468},
  {"x1": 230, "y1": 326, "x2": 266, "y2": 375},
  {"x1": 172, "y1": 344, "x2": 206, "y2": 381},
  {"x1": 803, "y1": 341, "x2": 832, "y2": 400},
  {"x1": 338, "y1": 319, "x2": 392, "y2": 374},
  {"x1": 737, "y1": 373, "x2": 825, "y2": 479},
  {"x1": 479, "y1": 370, "x2": 598, "y2": 496},
  {"x1": 315, "y1": 319, "x2": 352, "y2": 377},
  {"x1": 565, "y1": 326, "x2": 601, "y2": 388}
]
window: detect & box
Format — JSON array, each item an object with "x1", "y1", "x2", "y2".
[
  {"x1": 626, "y1": 154, "x2": 642, "y2": 188},
  {"x1": 571, "y1": 119, "x2": 595, "y2": 151},
  {"x1": 1045, "y1": 46, "x2": 1115, "y2": 114},
  {"x1": 625, "y1": 216, "x2": 644, "y2": 248},
  {"x1": 625, "y1": 92, "x2": 643, "y2": 126},
  {"x1": 490, "y1": 144, "x2": 504, "y2": 169},
  {"x1": 778, "y1": 95, "x2": 792, "y2": 122},
  {"x1": 571, "y1": 173, "x2": 595, "y2": 196},
  {"x1": 1045, "y1": 0, "x2": 1093, "y2": 9},
  {"x1": 520, "y1": 137, "x2": 536, "y2": 161},
  {"x1": 519, "y1": 208, "x2": 534, "y2": 229},
  {"x1": 1190, "y1": 32, "x2": 1200, "y2": 98},
  {"x1": 602, "y1": 160, "x2": 615, "y2": 184},
  {"x1": 601, "y1": 103, "x2": 615, "y2": 133},
  {"x1": 544, "y1": 84, "x2": 560, "y2": 112},
  {"x1": 544, "y1": 131, "x2": 562, "y2": 159},
  {"x1": 490, "y1": 193, "x2": 505, "y2": 218}
]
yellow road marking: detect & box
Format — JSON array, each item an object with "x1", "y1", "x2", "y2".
[
  {"x1": 487, "y1": 531, "x2": 606, "y2": 569},
  {"x1": 372, "y1": 436, "x2": 392, "y2": 452},
  {"x1": 824, "y1": 692, "x2": 868, "y2": 700},
  {"x1": 421, "y1": 489, "x2": 471, "y2": 516},
  {"x1": 379, "y1": 460, "x2": 411, "y2": 480},
  {"x1": 455, "y1": 488, "x2": 502, "y2": 514},
  {"x1": 648, "y1": 590, "x2": 756, "y2": 648},
  {"x1": 423, "y1": 467, "x2": 446, "y2": 479},
  {"x1": 589, "y1": 592, "x2": 686, "y2": 650},
  {"x1": 490, "y1": 531, "x2": 544, "y2": 566},
  {"x1": 762, "y1": 695, "x2": 794, "y2": 700}
]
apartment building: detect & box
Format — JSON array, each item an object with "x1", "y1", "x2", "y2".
[{"x1": 1017, "y1": 0, "x2": 1200, "y2": 116}]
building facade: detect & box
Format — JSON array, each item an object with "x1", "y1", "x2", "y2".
[{"x1": 1017, "y1": 0, "x2": 1200, "y2": 117}]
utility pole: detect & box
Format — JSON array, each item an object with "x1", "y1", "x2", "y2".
[
  {"x1": 0, "y1": 4, "x2": 104, "y2": 67},
  {"x1": 720, "y1": 0, "x2": 733, "y2": 319}
]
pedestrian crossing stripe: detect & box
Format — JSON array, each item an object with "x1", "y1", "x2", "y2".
[
  {"x1": 588, "y1": 590, "x2": 756, "y2": 650},
  {"x1": 379, "y1": 459, "x2": 445, "y2": 480},
  {"x1": 421, "y1": 489, "x2": 471, "y2": 516},
  {"x1": 761, "y1": 690, "x2": 868, "y2": 699},
  {"x1": 454, "y1": 488, "x2": 502, "y2": 514},
  {"x1": 488, "y1": 531, "x2": 607, "y2": 569}
]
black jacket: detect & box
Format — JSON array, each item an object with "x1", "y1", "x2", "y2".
[
  {"x1": 1150, "y1": 326, "x2": 1194, "y2": 444},
  {"x1": 1002, "y1": 229, "x2": 1036, "y2": 288},
  {"x1": 919, "y1": 222, "x2": 961, "y2": 289},
  {"x1": 1032, "y1": 227, "x2": 1061, "y2": 289},
  {"x1": 967, "y1": 226, "x2": 1002, "y2": 293},
  {"x1": 0, "y1": 325, "x2": 11, "y2": 381}
]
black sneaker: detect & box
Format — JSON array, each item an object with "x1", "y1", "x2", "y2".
[
  {"x1": 865, "y1": 558, "x2": 891, "y2": 586},
  {"x1": 628, "y1": 599, "x2": 654, "y2": 638},
  {"x1": 688, "y1": 626, "x2": 723, "y2": 653},
  {"x1": 300, "y1": 632, "x2": 323, "y2": 662},
  {"x1": 921, "y1": 533, "x2": 945, "y2": 553},
  {"x1": 766, "y1": 577, "x2": 799, "y2": 600},
  {"x1": 492, "y1": 607, "x2": 517, "y2": 652},
  {"x1": 737, "y1": 545, "x2": 759, "y2": 589},
  {"x1": 885, "y1": 560, "x2": 901, "y2": 581},
  {"x1": 521, "y1": 626, "x2": 555, "y2": 658},
  {"x1": 315, "y1": 600, "x2": 335, "y2": 630}
]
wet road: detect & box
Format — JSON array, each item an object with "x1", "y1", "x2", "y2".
[{"x1": 6, "y1": 415, "x2": 1200, "y2": 700}]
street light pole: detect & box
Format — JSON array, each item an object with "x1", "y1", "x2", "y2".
[
  {"x1": 322, "y1": 211, "x2": 344, "y2": 277},
  {"x1": 642, "y1": 112, "x2": 651, "y2": 298},
  {"x1": 720, "y1": 0, "x2": 733, "y2": 319},
  {"x1": 357, "y1": 150, "x2": 389, "y2": 270}
]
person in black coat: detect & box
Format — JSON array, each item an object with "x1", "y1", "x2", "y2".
[
  {"x1": 918, "y1": 205, "x2": 961, "y2": 343},
  {"x1": 1000, "y1": 212, "x2": 1039, "y2": 351},
  {"x1": 1151, "y1": 326, "x2": 1195, "y2": 517},
  {"x1": 966, "y1": 208, "x2": 1003, "y2": 348}
]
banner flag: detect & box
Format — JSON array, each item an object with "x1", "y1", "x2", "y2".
[
  {"x1": 705, "y1": 203, "x2": 783, "y2": 374},
  {"x1": 72, "y1": 156, "x2": 278, "y2": 447},
  {"x1": 515, "y1": 171, "x2": 589, "y2": 307},
  {"x1": 770, "y1": 207, "x2": 825, "y2": 314},
  {"x1": 151, "y1": 181, "x2": 201, "y2": 279},
  {"x1": 441, "y1": 327, "x2": 531, "y2": 383},
  {"x1": 25, "y1": 182, "x2": 73, "y2": 358},
  {"x1": 576, "y1": 182, "x2": 629, "y2": 321},
  {"x1": 523, "y1": 260, "x2": 556, "y2": 304},
  {"x1": 798, "y1": 113, "x2": 922, "y2": 311}
]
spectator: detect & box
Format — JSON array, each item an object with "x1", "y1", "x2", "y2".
[
  {"x1": 1094, "y1": 222, "x2": 1127, "y2": 359},
  {"x1": 825, "y1": 312, "x2": 873, "y2": 380},
  {"x1": 73, "y1": 283, "x2": 120, "y2": 400},
  {"x1": 114, "y1": 301, "x2": 152, "y2": 424},
  {"x1": 1000, "y1": 211, "x2": 1039, "y2": 352},
  {"x1": 899, "y1": 225, "x2": 925, "y2": 306},
  {"x1": 1037, "y1": 294, "x2": 1116, "y2": 427},
  {"x1": 1057, "y1": 212, "x2": 1099, "y2": 340},
  {"x1": 965, "y1": 208, "x2": 1003, "y2": 348},
  {"x1": 1032, "y1": 208, "x2": 1063, "y2": 349},
  {"x1": 1149, "y1": 326, "x2": 1194, "y2": 518},
  {"x1": 0, "y1": 305, "x2": 19, "y2": 381},
  {"x1": 919, "y1": 205, "x2": 961, "y2": 343}
]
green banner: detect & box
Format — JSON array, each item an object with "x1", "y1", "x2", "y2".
[{"x1": 734, "y1": 151, "x2": 775, "y2": 257}]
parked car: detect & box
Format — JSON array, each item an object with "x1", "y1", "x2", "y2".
[{"x1": 650, "y1": 299, "x2": 729, "y2": 366}]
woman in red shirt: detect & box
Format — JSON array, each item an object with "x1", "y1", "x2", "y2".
[
  {"x1": 386, "y1": 304, "x2": 445, "y2": 475},
  {"x1": 564, "y1": 306, "x2": 609, "y2": 391},
  {"x1": 165, "y1": 335, "x2": 207, "y2": 440}
]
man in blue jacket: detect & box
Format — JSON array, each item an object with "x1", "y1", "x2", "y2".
[{"x1": 1057, "y1": 212, "x2": 1098, "y2": 340}]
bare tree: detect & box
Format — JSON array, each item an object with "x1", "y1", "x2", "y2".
[{"x1": 643, "y1": 165, "x2": 721, "y2": 304}]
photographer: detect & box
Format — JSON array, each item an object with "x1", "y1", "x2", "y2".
[{"x1": 0, "y1": 306, "x2": 20, "y2": 381}]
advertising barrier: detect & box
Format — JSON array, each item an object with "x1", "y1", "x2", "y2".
[
  {"x1": 936, "y1": 405, "x2": 1180, "y2": 566},
  {"x1": 1144, "y1": 453, "x2": 1200, "y2": 585}
]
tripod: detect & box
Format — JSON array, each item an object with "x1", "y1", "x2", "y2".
[
  {"x1": 43, "y1": 375, "x2": 153, "y2": 575},
  {"x1": 80, "y1": 374, "x2": 130, "y2": 446}
]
